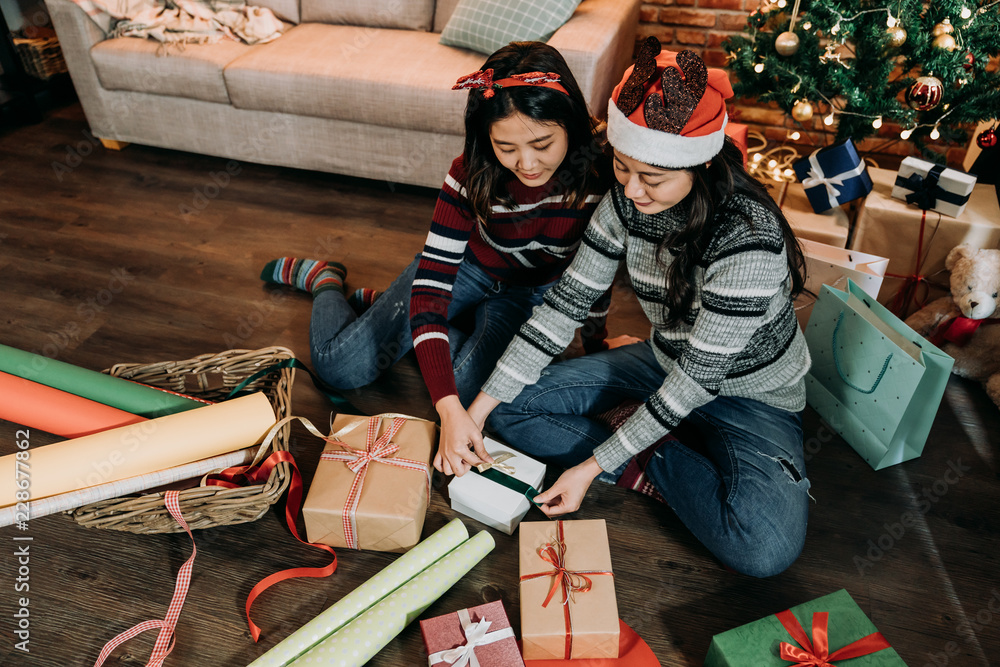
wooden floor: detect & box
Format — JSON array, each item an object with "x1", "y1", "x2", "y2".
[{"x1": 1, "y1": 104, "x2": 999, "y2": 667}]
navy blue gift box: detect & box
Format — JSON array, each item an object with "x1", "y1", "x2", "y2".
[{"x1": 793, "y1": 140, "x2": 874, "y2": 213}]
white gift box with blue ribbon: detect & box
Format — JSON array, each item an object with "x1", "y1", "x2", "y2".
[
  {"x1": 890, "y1": 156, "x2": 978, "y2": 218},
  {"x1": 793, "y1": 139, "x2": 874, "y2": 213}
]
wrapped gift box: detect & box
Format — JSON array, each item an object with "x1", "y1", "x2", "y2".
[
  {"x1": 794, "y1": 139, "x2": 873, "y2": 213},
  {"x1": 777, "y1": 181, "x2": 851, "y2": 248},
  {"x1": 850, "y1": 167, "x2": 1000, "y2": 317},
  {"x1": 303, "y1": 413, "x2": 435, "y2": 552},
  {"x1": 519, "y1": 519, "x2": 619, "y2": 660},
  {"x1": 725, "y1": 121, "x2": 749, "y2": 165},
  {"x1": 704, "y1": 589, "x2": 906, "y2": 666},
  {"x1": 891, "y1": 156, "x2": 977, "y2": 218},
  {"x1": 420, "y1": 600, "x2": 525, "y2": 667},
  {"x1": 448, "y1": 437, "x2": 545, "y2": 535}
]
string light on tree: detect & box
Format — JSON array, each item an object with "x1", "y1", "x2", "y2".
[{"x1": 723, "y1": 0, "x2": 1000, "y2": 146}]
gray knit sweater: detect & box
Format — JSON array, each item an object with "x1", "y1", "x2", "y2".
[{"x1": 481, "y1": 184, "x2": 811, "y2": 473}]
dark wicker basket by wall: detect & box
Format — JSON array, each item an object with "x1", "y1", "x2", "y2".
[{"x1": 70, "y1": 347, "x2": 295, "y2": 534}]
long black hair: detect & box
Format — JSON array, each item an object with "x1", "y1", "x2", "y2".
[
  {"x1": 651, "y1": 137, "x2": 806, "y2": 329},
  {"x1": 461, "y1": 42, "x2": 606, "y2": 226}
]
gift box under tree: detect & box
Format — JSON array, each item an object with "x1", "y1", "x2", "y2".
[
  {"x1": 704, "y1": 589, "x2": 906, "y2": 666},
  {"x1": 891, "y1": 157, "x2": 977, "y2": 218},
  {"x1": 777, "y1": 180, "x2": 851, "y2": 248},
  {"x1": 850, "y1": 167, "x2": 1000, "y2": 318},
  {"x1": 794, "y1": 139, "x2": 874, "y2": 213}
]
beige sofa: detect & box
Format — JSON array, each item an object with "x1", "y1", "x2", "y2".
[{"x1": 45, "y1": 0, "x2": 640, "y2": 187}]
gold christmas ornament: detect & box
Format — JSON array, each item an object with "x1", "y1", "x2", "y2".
[
  {"x1": 933, "y1": 33, "x2": 958, "y2": 51},
  {"x1": 885, "y1": 25, "x2": 907, "y2": 48},
  {"x1": 932, "y1": 18, "x2": 954, "y2": 36},
  {"x1": 791, "y1": 100, "x2": 814, "y2": 122},
  {"x1": 775, "y1": 31, "x2": 800, "y2": 56}
]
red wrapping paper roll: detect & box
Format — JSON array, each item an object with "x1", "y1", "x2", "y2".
[{"x1": 0, "y1": 371, "x2": 147, "y2": 437}]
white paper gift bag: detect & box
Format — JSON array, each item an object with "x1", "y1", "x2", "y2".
[
  {"x1": 795, "y1": 238, "x2": 889, "y2": 328},
  {"x1": 448, "y1": 438, "x2": 545, "y2": 535}
]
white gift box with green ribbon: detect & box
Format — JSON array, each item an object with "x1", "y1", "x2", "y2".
[{"x1": 448, "y1": 438, "x2": 546, "y2": 535}]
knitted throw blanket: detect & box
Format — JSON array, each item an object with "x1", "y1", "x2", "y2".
[{"x1": 71, "y1": 0, "x2": 285, "y2": 45}]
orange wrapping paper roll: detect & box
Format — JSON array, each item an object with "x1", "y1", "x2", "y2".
[{"x1": 0, "y1": 371, "x2": 148, "y2": 438}]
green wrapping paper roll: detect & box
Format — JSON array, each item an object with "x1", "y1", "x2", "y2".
[
  {"x1": 0, "y1": 343, "x2": 204, "y2": 418},
  {"x1": 248, "y1": 519, "x2": 471, "y2": 667},
  {"x1": 294, "y1": 530, "x2": 495, "y2": 666}
]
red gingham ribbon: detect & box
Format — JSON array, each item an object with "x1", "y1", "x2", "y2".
[
  {"x1": 93, "y1": 491, "x2": 194, "y2": 667},
  {"x1": 518, "y1": 521, "x2": 614, "y2": 659},
  {"x1": 320, "y1": 415, "x2": 431, "y2": 550}
]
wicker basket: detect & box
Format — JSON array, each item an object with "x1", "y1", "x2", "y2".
[
  {"x1": 70, "y1": 347, "x2": 296, "y2": 534},
  {"x1": 12, "y1": 32, "x2": 68, "y2": 81}
]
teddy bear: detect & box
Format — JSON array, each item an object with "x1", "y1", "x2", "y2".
[{"x1": 905, "y1": 244, "x2": 1000, "y2": 409}]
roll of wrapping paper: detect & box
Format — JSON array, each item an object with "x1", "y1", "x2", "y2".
[
  {"x1": 0, "y1": 343, "x2": 205, "y2": 418},
  {"x1": 291, "y1": 530, "x2": 495, "y2": 666},
  {"x1": 0, "y1": 392, "x2": 276, "y2": 507},
  {"x1": 0, "y1": 447, "x2": 257, "y2": 527},
  {"x1": 248, "y1": 519, "x2": 472, "y2": 667},
  {"x1": 0, "y1": 371, "x2": 147, "y2": 438}
]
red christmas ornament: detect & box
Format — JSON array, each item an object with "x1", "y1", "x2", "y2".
[
  {"x1": 906, "y1": 76, "x2": 944, "y2": 111},
  {"x1": 964, "y1": 52, "x2": 975, "y2": 71},
  {"x1": 977, "y1": 128, "x2": 998, "y2": 149}
]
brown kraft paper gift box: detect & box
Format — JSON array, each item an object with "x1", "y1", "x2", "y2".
[
  {"x1": 518, "y1": 519, "x2": 619, "y2": 659},
  {"x1": 303, "y1": 413, "x2": 436, "y2": 553}
]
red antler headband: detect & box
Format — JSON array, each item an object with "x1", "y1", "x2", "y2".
[{"x1": 452, "y1": 69, "x2": 569, "y2": 98}]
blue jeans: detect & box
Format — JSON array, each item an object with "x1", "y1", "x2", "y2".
[
  {"x1": 487, "y1": 341, "x2": 810, "y2": 578},
  {"x1": 310, "y1": 257, "x2": 552, "y2": 407}
]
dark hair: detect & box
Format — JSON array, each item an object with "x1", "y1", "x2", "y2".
[
  {"x1": 648, "y1": 137, "x2": 806, "y2": 329},
  {"x1": 462, "y1": 42, "x2": 606, "y2": 225}
]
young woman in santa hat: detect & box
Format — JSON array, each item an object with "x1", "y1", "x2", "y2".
[
  {"x1": 260, "y1": 42, "x2": 614, "y2": 456},
  {"x1": 449, "y1": 39, "x2": 812, "y2": 578}
]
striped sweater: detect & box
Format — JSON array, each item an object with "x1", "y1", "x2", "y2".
[
  {"x1": 410, "y1": 156, "x2": 604, "y2": 404},
  {"x1": 482, "y1": 184, "x2": 812, "y2": 472}
]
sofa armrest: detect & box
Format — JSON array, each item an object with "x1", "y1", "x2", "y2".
[
  {"x1": 44, "y1": 0, "x2": 118, "y2": 136},
  {"x1": 548, "y1": 0, "x2": 641, "y2": 119}
]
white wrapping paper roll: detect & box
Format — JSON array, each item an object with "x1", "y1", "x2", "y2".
[{"x1": 1, "y1": 392, "x2": 276, "y2": 507}]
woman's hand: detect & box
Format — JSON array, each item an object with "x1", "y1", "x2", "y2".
[
  {"x1": 533, "y1": 456, "x2": 603, "y2": 516},
  {"x1": 433, "y1": 395, "x2": 493, "y2": 477}
]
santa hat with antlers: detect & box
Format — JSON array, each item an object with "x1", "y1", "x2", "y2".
[{"x1": 607, "y1": 38, "x2": 734, "y2": 169}]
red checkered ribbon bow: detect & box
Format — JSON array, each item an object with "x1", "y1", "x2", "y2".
[
  {"x1": 320, "y1": 415, "x2": 431, "y2": 550},
  {"x1": 776, "y1": 610, "x2": 891, "y2": 666},
  {"x1": 93, "y1": 491, "x2": 194, "y2": 666}
]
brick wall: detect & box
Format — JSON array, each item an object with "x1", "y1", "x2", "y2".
[{"x1": 636, "y1": 1, "x2": 967, "y2": 168}]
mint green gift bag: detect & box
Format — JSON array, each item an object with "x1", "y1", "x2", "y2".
[{"x1": 803, "y1": 280, "x2": 954, "y2": 470}]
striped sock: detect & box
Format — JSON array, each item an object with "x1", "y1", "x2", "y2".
[
  {"x1": 260, "y1": 258, "x2": 347, "y2": 295},
  {"x1": 347, "y1": 288, "x2": 381, "y2": 314}
]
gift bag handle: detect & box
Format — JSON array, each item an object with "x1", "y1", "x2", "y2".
[{"x1": 831, "y1": 311, "x2": 893, "y2": 394}]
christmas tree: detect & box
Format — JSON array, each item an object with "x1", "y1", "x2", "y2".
[{"x1": 724, "y1": 0, "x2": 1000, "y2": 153}]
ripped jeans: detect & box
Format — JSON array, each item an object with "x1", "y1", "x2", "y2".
[{"x1": 487, "y1": 341, "x2": 810, "y2": 578}]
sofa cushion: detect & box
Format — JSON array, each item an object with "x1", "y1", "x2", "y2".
[
  {"x1": 255, "y1": 0, "x2": 300, "y2": 24},
  {"x1": 300, "y1": 0, "x2": 435, "y2": 31},
  {"x1": 224, "y1": 23, "x2": 485, "y2": 135},
  {"x1": 91, "y1": 37, "x2": 258, "y2": 105},
  {"x1": 440, "y1": 0, "x2": 582, "y2": 55},
  {"x1": 433, "y1": 0, "x2": 463, "y2": 32}
]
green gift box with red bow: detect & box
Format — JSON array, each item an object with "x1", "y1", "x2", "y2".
[{"x1": 704, "y1": 589, "x2": 907, "y2": 666}]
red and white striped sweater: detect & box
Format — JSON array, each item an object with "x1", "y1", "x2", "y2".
[{"x1": 410, "y1": 156, "x2": 605, "y2": 404}]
